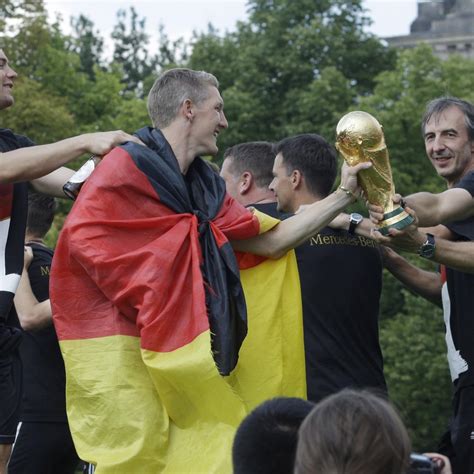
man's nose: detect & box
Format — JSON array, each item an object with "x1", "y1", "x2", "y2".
[
  {"x1": 219, "y1": 111, "x2": 228, "y2": 129},
  {"x1": 7, "y1": 66, "x2": 17, "y2": 80},
  {"x1": 432, "y1": 135, "x2": 446, "y2": 152}
]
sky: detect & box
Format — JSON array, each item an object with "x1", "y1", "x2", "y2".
[{"x1": 44, "y1": 0, "x2": 419, "y2": 56}]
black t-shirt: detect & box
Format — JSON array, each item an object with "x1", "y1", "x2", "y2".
[
  {"x1": 254, "y1": 203, "x2": 386, "y2": 402},
  {"x1": 0, "y1": 129, "x2": 34, "y2": 352},
  {"x1": 17, "y1": 242, "x2": 67, "y2": 422},
  {"x1": 443, "y1": 171, "x2": 474, "y2": 389}
]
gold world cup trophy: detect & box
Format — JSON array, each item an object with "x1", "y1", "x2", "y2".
[{"x1": 335, "y1": 111, "x2": 414, "y2": 235}]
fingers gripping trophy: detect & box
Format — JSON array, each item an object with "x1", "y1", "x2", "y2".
[{"x1": 335, "y1": 111, "x2": 414, "y2": 235}]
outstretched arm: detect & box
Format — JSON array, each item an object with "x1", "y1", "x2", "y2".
[
  {"x1": 0, "y1": 130, "x2": 142, "y2": 185},
  {"x1": 372, "y1": 208, "x2": 474, "y2": 274},
  {"x1": 368, "y1": 189, "x2": 474, "y2": 228},
  {"x1": 405, "y1": 188, "x2": 474, "y2": 227}
]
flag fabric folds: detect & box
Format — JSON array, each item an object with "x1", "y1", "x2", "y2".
[{"x1": 51, "y1": 128, "x2": 305, "y2": 473}]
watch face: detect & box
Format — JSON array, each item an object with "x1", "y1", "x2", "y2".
[
  {"x1": 419, "y1": 233, "x2": 436, "y2": 258},
  {"x1": 350, "y1": 213, "x2": 363, "y2": 225}
]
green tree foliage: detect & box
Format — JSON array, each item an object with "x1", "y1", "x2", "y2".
[
  {"x1": 0, "y1": 0, "x2": 45, "y2": 34},
  {"x1": 187, "y1": 0, "x2": 396, "y2": 159},
  {"x1": 111, "y1": 7, "x2": 157, "y2": 96},
  {"x1": 380, "y1": 291, "x2": 452, "y2": 451},
  {"x1": 69, "y1": 14, "x2": 104, "y2": 80},
  {"x1": 2, "y1": 77, "x2": 74, "y2": 143}
]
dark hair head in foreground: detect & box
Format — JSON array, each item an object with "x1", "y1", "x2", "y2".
[
  {"x1": 295, "y1": 388, "x2": 411, "y2": 474},
  {"x1": 233, "y1": 397, "x2": 314, "y2": 474}
]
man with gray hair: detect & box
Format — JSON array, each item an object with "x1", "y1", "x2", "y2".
[
  {"x1": 371, "y1": 97, "x2": 474, "y2": 473},
  {"x1": 51, "y1": 67, "x2": 368, "y2": 472}
]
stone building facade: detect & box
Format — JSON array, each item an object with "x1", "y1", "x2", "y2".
[{"x1": 386, "y1": 0, "x2": 474, "y2": 60}]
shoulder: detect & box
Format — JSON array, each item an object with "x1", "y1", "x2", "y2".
[
  {"x1": 454, "y1": 171, "x2": 474, "y2": 196},
  {"x1": 28, "y1": 244, "x2": 54, "y2": 267},
  {"x1": 0, "y1": 128, "x2": 35, "y2": 150}
]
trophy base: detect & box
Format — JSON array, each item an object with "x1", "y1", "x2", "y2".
[{"x1": 378, "y1": 206, "x2": 415, "y2": 236}]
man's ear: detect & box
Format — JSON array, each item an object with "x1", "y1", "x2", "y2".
[
  {"x1": 291, "y1": 169, "x2": 302, "y2": 189},
  {"x1": 182, "y1": 98, "x2": 194, "y2": 122},
  {"x1": 239, "y1": 172, "x2": 253, "y2": 195}
]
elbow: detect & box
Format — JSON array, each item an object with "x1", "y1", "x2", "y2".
[
  {"x1": 0, "y1": 169, "x2": 17, "y2": 185},
  {"x1": 267, "y1": 248, "x2": 288, "y2": 260},
  {"x1": 18, "y1": 314, "x2": 36, "y2": 331},
  {"x1": 18, "y1": 312, "x2": 48, "y2": 331},
  {"x1": 264, "y1": 242, "x2": 289, "y2": 260}
]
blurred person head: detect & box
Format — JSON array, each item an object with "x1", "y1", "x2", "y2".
[
  {"x1": 221, "y1": 141, "x2": 276, "y2": 206},
  {"x1": 295, "y1": 389, "x2": 411, "y2": 474},
  {"x1": 270, "y1": 134, "x2": 338, "y2": 213},
  {"x1": 421, "y1": 97, "x2": 474, "y2": 186},
  {"x1": 232, "y1": 397, "x2": 314, "y2": 474}
]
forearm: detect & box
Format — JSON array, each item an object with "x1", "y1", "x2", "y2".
[
  {"x1": 432, "y1": 238, "x2": 474, "y2": 274},
  {"x1": 330, "y1": 213, "x2": 375, "y2": 238},
  {"x1": 31, "y1": 167, "x2": 75, "y2": 198},
  {"x1": 232, "y1": 188, "x2": 354, "y2": 258},
  {"x1": 405, "y1": 192, "x2": 443, "y2": 226},
  {"x1": 383, "y1": 249, "x2": 442, "y2": 306},
  {"x1": 406, "y1": 189, "x2": 473, "y2": 226},
  {"x1": 0, "y1": 135, "x2": 89, "y2": 184},
  {"x1": 14, "y1": 269, "x2": 52, "y2": 331}
]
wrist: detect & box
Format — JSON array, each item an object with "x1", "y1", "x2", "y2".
[
  {"x1": 418, "y1": 233, "x2": 436, "y2": 259},
  {"x1": 348, "y1": 212, "x2": 363, "y2": 235},
  {"x1": 73, "y1": 134, "x2": 90, "y2": 155},
  {"x1": 336, "y1": 185, "x2": 357, "y2": 204}
]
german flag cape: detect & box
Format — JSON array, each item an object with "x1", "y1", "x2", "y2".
[{"x1": 51, "y1": 128, "x2": 305, "y2": 473}]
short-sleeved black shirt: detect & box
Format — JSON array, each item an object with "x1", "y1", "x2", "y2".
[
  {"x1": 443, "y1": 171, "x2": 474, "y2": 389},
  {"x1": 17, "y1": 242, "x2": 67, "y2": 422},
  {"x1": 255, "y1": 203, "x2": 386, "y2": 403}
]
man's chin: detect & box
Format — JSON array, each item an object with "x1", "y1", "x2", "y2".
[{"x1": 0, "y1": 96, "x2": 14, "y2": 110}]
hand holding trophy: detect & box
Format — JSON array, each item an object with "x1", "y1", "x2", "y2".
[{"x1": 335, "y1": 111, "x2": 414, "y2": 235}]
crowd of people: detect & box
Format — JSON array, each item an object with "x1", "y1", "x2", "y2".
[{"x1": 1, "y1": 45, "x2": 473, "y2": 473}]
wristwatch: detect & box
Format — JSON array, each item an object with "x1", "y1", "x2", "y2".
[
  {"x1": 418, "y1": 233, "x2": 436, "y2": 259},
  {"x1": 348, "y1": 213, "x2": 363, "y2": 235}
]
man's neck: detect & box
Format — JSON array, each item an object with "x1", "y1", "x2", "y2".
[
  {"x1": 25, "y1": 233, "x2": 44, "y2": 245},
  {"x1": 241, "y1": 187, "x2": 276, "y2": 207},
  {"x1": 161, "y1": 126, "x2": 195, "y2": 175},
  {"x1": 446, "y1": 162, "x2": 474, "y2": 189},
  {"x1": 289, "y1": 191, "x2": 321, "y2": 214}
]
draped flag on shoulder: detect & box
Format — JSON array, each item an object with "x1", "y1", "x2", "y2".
[{"x1": 51, "y1": 128, "x2": 305, "y2": 473}]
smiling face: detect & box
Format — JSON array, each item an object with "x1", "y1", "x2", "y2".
[
  {"x1": 190, "y1": 86, "x2": 228, "y2": 157},
  {"x1": 269, "y1": 153, "x2": 295, "y2": 213},
  {"x1": 424, "y1": 106, "x2": 474, "y2": 186},
  {"x1": 0, "y1": 50, "x2": 17, "y2": 110}
]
